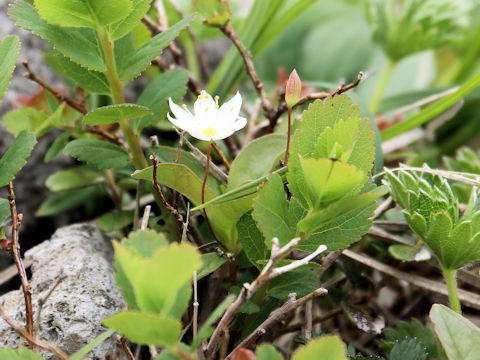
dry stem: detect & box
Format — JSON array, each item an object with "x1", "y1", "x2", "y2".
[{"x1": 116, "y1": 335, "x2": 135, "y2": 360}]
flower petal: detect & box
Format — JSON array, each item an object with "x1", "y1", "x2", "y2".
[
  {"x1": 217, "y1": 91, "x2": 242, "y2": 125},
  {"x1": 233, "y1": 116, "x2": 247, "y2": 131},
  {"x1": 194, "y1": 91, "x2": 216, "y2": 127},
  {"x1": 168, "y1": 98, "x2": 195, "y2": 130}
]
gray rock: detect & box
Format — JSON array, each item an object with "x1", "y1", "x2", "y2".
[{"x1": 0, "y1": 224, "x2": 127, "y2": 359}]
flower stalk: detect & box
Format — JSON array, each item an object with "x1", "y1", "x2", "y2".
[{"x1": 442, "y1": 267, "x2": 461, "y2": 314}]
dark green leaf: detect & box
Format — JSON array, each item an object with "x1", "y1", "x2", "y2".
[
  {"x1": 36, "y1": 187, "x2": 100, "y2": 216},
  {"x1": 237, "y1": 212, "x2": 267, "y2": 269},
  {"x1": 97, "y1": 211, "x2": 134, "y2": 232},
  {"x1": 64, "y1": 139, "x2": 130, "y2": 169},
  {"x1": 0, "y1": 130, "x2": 37, "y2": 187},
  {"x1": 0, "y1": 36, "x2": 20, "y2": 104},
  {"x1": 45, "y1": 167, "x2": 105, "y2": 192},
  {"x1": 84, "y1": 104, "x2": 152, "y2": 125},
  {"x1": 197, "y1": 252, "x2": 227, "y2": 280},
  {"x1": 267, "y1": 269, "x2": 319, "y2": 299},
  {"x1": 389, "y1": 339, "x2": 427, "y2": 360},
  {"x1": 44, "y1": 131, "x2": 70, "y2": 163}
]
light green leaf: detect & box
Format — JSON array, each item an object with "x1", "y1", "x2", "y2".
[
  {"x1": 84, "y1": 104, "x2": 151, "y2": 125},
  {"x1": 113, "y1": 241, "x2": 142, "y2": 310},
  {"x1": 193, "y1": 0, "x2": 230, "y2": 26},
  {"x1": 390, "y1": 339, "x2": 427, "y2": 360},
  {"x1": 2, "y1": 107, "x2": 47, "y2": 136},
  {"x1": 45, "y1": 167, "x2": 105, "y2": 192},
  {"x1": 70, "y1": 329, "x2": 116, "y2": 360},
  {"x1": 44, "y1": 131, "x2": 70, "y2": 163},
  {"x1": 388, "y1": 244, "x2": 419, "y2": 262},
  {"x1": 228, "y1": 134, "x2": 287, "y2": 190},
  {"x1": 430, "y1": 304, "x2": 480, "y2": 360},
  {"x1": 36, "y1": 187, "x2": 99, "y2": 216},
  {"x1": 64, "y1": 139, "x2": 130, "y2": 169},
  {"x1": 103, "y1": 311, "x2": 181, "y2": 347},
  {"x1": 0, "y1": 347, "x2": 43, "y2": 360},
  {"x1": 123, "y1": 229, "x2": 168, "y2": 258},
  {"x1": 0, "y1": 36, "x2": 20, "y2": 104},
  {"x1": 0, "y1": 130, "x2": 37, "y2": 187},
  {"x1": 292, "y1": 335, "x2": 348, "y2": 360},
  {"x1": 133, "y1": 69, "x2": 189, "y2": 132},
  {"x1": 110, "y1": 0, "x2": 152, "y2": 39},
  {"x1": 118, "y1": 14, "x2": 194, "y2": 81},
  {"x1": 10, "y1": 2, "x2": 106, "y2": 71},
  {"x1": 134, "y1": 243, "x2": 202, "y2": 315},
  {"x1": 267, "y1": 269, "x2": 319, "y2": 299},
  {"x1": 44, "y1": 52, "x2": 110, "y2": 94},
  {"x1": 34, "y1": 0, "x2": 132, "y2": 28},
  {"x1": 0, "y1": 199, "x2": 10, "y2": 225},
  {"x1": 256, "y1": 345, "x2": 284, "y2": 360},
  {"x1": 237, "y1": 212, "x2": 267, "y2": 268},
  {"x1": 197, "y1": 252, "x2": 227, "y2": 280},
  {"x1": 97, "y1": 210, "x2": 134, "y2": 232}
]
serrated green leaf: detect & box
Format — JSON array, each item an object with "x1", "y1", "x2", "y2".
[
  {"x1": 123, "y1": 229, "x2": 168, "y2": 258},
  {"x1": 36, "y1": 187, "x2": 100, "y2": 216},
  {"x1": 45, "y1": 167, "x2": 104, "y2": 192},
  {"x1": 228, "y1": 134, "x2": 287, "y2": 190},
  {"x1": 133, "y1": 69, "x2": 189, "y2": 131},
  {"x1": 197, "y1": 252, "x2": 227, "y2": 280},
  {"x1": 103, "y1": 311, "x2": 181, "y2": 347},
  {"x1": 135, "y1": 243, "x2": 202, "y2": 315},
  {"x1": 34, "y1": 0, "x2": 132, "y2": 28},
  {"x1": 390, "y1": 339, "x2": 427, "y2": 360},
  {"x1": 0, "y1": 36, "x2": 20, "y2": 104},
  {"x1": 44, "y1": 52, "x2": 110, "y2": 94},
  {"x1": 70, "y1": 329, "x2": 116, "y2": 360},
  {"x1": 0, "y1": 130, "x2": 37, "y2": 187},
  {"x1": 0, "y1": 199, "x2": 9, "y2": 225},
  {"x1": 84, "y1": 104, "x2": 151, "y2": 125},
  {"x1": 118, "y1": 14, "x2": 194, "y2": 81},
  {"x1": 237, "y1": 211, "x2": 268, "y2": 269},
  {"x1": 44, "y1": 131, "x2": 70, "y2": 163},
  {"x1": 193, "y1": 0, "x2": 230, "y2": 26},
  {"x1": 110, "y1": 0, "x2": 152, "y2": 39},
  {"x1": 10, "y1": 2, "x2": 106, "y2": 71},
  {"x1": 267, "y1": 269, "x2": 319, "y2": 299},
  {"x1": 97, "y1": 210, "x2": 134, "y2": 232},
  {"x1": 256, "y1": 345, "x2": 284, "y2": 360},
  {"x1": 430, "y1": 304, "x2": 480, "y2": 360},
  {"x1": 64, "y1": 139, "x2": 130, "y2": 169},
  {"x1": 292, "y1": 335, "x2": 348, "y2": 360}
]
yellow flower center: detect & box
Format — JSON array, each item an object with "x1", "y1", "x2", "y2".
[{"x1": 202, "y1": 127, "x2": 219, "y2": 138}]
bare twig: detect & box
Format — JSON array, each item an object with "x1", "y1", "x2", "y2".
[
  {"x1": 85, "y1": 125, "x2": 126, "y2": 149},
  {"x1": 211, "y1": 141, "x2": 231, "y2": 172},
  {"x1": 367, "y1": 225, "x2": 413, "y2": 246},
  {"x1": 22, "y1": 61, "x2": 88, "y2": 114},
  {"x1": 0, "y1": 307, "x2": 69, "y2": 360},
  {"x1": 140, "y1": 205, "x2": 151, "y2": 230},
  {"x1": 105, "y1": 170, "x2": 122, "y2": 211},
  {"x1": 225, "y1": 289, "x2": 327, "y2": 357},
  {"x1": 342, "y1": 249, "x2": 480, "y2": 310},
  {"x1": 283, "y1": 306, "x2": 343, "y2": 335},
  {"x1": 371, "y1": 196, "x2": 393, "y2": 221},
  {"x1": 305, "y1": 299, "x2": 313, "y2": 340},
  {"x1": 7, "y1": 182, "x2": 34, "y2": 342},
  {"x1": 117, "y1": 335, "x2": 135, "y2": 360},
  {"x1": 204, "y1": 238, "x2": 327, "y2": 357}
]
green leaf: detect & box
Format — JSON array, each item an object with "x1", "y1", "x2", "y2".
[
  {"x1": 197, "y1": 252, "x2": 227, "y2": 280},
  {"x1": 237, "y1": 212, "x2": 267, "y2": 268},
  {"x1": 2, "y1": 107, "x2": 47, "y2": 136},
  {"x1": 256, "y1": 345, "x2": 284, "y2": 360},
  {"x1": 381, "y1": 71, "x2": 480, "y2": 140},
  {"x1": 34, "y1": 0, "x2": 132, "y2": 28},
  {"x1": 430, "y1": 304, "x2": 480, "y2": 360},
  {"x1": 191, "y1": 294, "x2": 235, "y2": 349},
  {"x1": 113, "y1": 241, "x2": 142, "y2": 310},
  {"x1": 64, "y1": 139, "x2": 130, "y2": 169},
  {"x1": 0, "y1": 36, "x2": 20, "y2": 104},
  {"x1": 123, "y1": 229, "x2": 168, "y2": 258},
  {"x1": 118, "y1": 14, "x2": 194, "y2": 81},
  {"x1": 134, "y1": 243, "x2": 202, "y2": 315},
  {"x1": 267, "y1": 269, "x2": 319, "y2": 299},
  {"x1": 84, "y1": 104, "x2": 151, "y2": 125},
  {"x1": 292, "y1": 335, "x2": 348, "y2": 360},
  {"x1": 110, "y1": 0, "x2": 151, "y2": 39},
  {"x1": 45, "y1": 167, "x2": 105, "y2": 192},
  {"x1": 36, "y1": 187, "x2": 100, "y2": 216},
  {"x1": 0, "y1": 199, "x2": 10, "y2": 225},
  {"x1": 389, "y1": 339, "x2": 427, "y2": 360},
  {"x1": 228, "y1": 134, "x2": 287, "y2": 190},
  {"x1": 44, "y1": 52, "x2": 110, "y2": 94},
  {"x1": 388, "y1": 244, "x2": 419, "y2": 262},
  {"x1": 0, "y1": 347, "x2": 43, "y2": 360},
  {"x1": 10, "y1": 2, "x2": 106, "y2": 71},
  {"x1": 103, "y1": 311, "x2": 181, "y2": 347},
  {"x1": 70, "y1": 329, "x2": 116, "y2": 360},
  {"x1": 44, "y1": 131, "x2": 70, "y2": 163},
  {"x1": 97, "y1": 210, "x2": 134, "y2": 232},
  {"x1": 133, "y1": 69, "x2": 189, "y2": 132},
  {"x1": 193, "y1": 0, "x2": 230, "y2": 26},
  {"x1": 252, "y1": 173, "x2": 296, "y2": 247},
  {"x1": 0, "y1": 130, "x2": 37, "y2": 187}
]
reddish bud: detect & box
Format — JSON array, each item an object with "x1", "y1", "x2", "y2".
[
  {"x1": 285, "y1": 69, "x2": 301, "y2": 109},
  {"x1": 231, "y1": 348, "x2": 256, "y2": 360}
]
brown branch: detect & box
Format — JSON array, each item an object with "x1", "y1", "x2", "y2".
[
  {"x1": 226, "y1": 288, "x2": 328, "y2": 357},
  {"x1": 7, "y1": 182, "x2": 34, "y2": 343},
  {"x1": 211, "y1": 141, "x2": 230, "y2": 172},
  {"x1": 204, "y1": 238, "x2": 327, "y2": 358},
  {"x1": 282, "y1": 306, "x2": 343, "y2": 335},
  {"x1": 22, "y1": 61, "x2": 88, "y2": 115},
  {"x1": 117, "y1": 335, "x2": 135, "y2": 360},
  {"x1": 85, "y1": 125, "x2": 127, "y2": 149},
  {"x1": 150, "y1": 155, "x2": 184, "y2": 232},
  {"x1": 0, "y1": 307, "x2": 69, "y2": 360},
  {"x1": 105, "y1": 169, "x2": 122, "y2": 211}
]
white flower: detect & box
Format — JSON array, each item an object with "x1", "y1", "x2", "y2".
[{"x1": 167, "y1": 90, "x2": 247, "y2": 141}]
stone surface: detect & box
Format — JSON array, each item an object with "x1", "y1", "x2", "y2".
[{"x1": 0, "y1": 224, "x2": 126, "y2": 359}]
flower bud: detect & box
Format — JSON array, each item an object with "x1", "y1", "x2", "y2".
[{"x1": 285, "y1": 69, "x2": 301, "y2": 109}]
